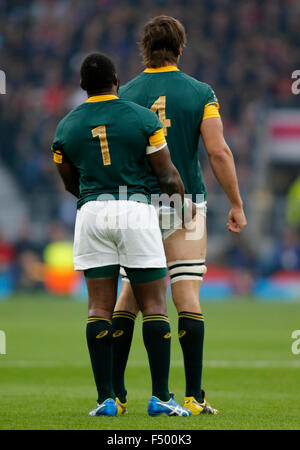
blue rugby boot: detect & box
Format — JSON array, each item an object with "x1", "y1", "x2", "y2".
[
  {"x1": 148, "y1": 393, "x2": 191, "y2": 416},
  {"x1": 88, "y1": 398, "x2": 118, "y2": 416}
]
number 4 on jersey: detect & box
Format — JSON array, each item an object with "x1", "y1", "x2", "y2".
[{"x1": 150, "y1": 96, "x2": 171, "y2": 136}]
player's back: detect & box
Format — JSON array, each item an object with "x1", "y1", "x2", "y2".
[
  {"x1": 52, "y1": 96, "x2": 162, "y2": 208},
  {"x1": 119, "y1": 68, "x2": 218, "y2": 201}
]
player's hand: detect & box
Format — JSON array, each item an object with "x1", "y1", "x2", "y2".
[
  {"x1": 183, "y1": 198, "x2": 197, "y2": 225},
  {"x1": 187, "y1": 198, "x2": 197, "y2": 219},
  {"x1": 227, "y1": 207, "x2": 247, "y2": 233}
]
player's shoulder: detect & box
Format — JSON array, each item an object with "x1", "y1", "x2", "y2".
[
  {"x1": 178, "y1": 71, "x2": 215, "y2": 99},
  {"x1": 119, "y1": 97, "x2": 157, "y2": 122},
  {"x1": 119, "y1": 97, "x2": 147, "y2": 111},
  {"x1": 119, "y1": 72, "x2": 147, "y2": 97},
  {"x1": 117, "y1": 98, "x2": 161, "y2": 135},
  {"x1": 55, "y1": 103, "x2": 88, "y2": 137},
  {"x1": 57, "y1": 103, "x2": 86, "y2": 127}
]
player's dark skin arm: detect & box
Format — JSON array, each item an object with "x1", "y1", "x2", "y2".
[
  {"x1": 147, "y1": 145, "x2": 196, "y2": 219},
  {"x1": 201, "y1": 117, "x2": 247, "y2": 233},
  {"x1": 55, "y1": 162, "x2": 80, "y2": 198},
  {"x1": 147, "y1": 146, "x2": 184, "y2": 200}
]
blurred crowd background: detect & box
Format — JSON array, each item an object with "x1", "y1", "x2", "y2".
[{"x1": 0, "y1": 0, "x2": 300, "y2": 299}]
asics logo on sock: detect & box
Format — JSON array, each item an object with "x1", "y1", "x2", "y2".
[
  {"x1": 164, "y1": 332, "x2": 171, "y2": 339},
  {"x1": 178, "y1": 330, "x2": 186, "y2": 338},
  {"x1": 96, "y1": 330, "x2": 109, "y2": 339},
  {"x1": 113, "y1": 330, "x2": 124, "y2": 338}
]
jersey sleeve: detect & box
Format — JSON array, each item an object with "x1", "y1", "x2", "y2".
[
  {"x1": 142, "y1": 110, "x2": 167, "y2": 155},
  {"x1": 202, "y1": 85, "x2": 220, "y2": 121},
  {"x1": 51, "y1": 120, "x2": 70, "y2": 164}
]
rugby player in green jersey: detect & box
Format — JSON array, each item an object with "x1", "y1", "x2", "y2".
[
  {"x1": 113, "y1": 16, "x2": 247, "y2": 415},
  {"x1": 51, "y1": 53, "x2": 193, "y2": 417}
]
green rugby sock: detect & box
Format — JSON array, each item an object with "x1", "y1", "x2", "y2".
[
  {"x1": 143, "y1": 314, "x2": 171, "y2": 402},
  {"x1": 178, "y1": 312, "x2": 205, "y2": 403},
  {"x1": 86, "y1": 317, "x2": 114, "y2": 404},
  {"x1": 112, "y1": 311, "x2": 136, "y2": 403}
]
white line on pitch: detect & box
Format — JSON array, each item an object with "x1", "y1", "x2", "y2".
[{"x1": 0, "y1": 360, "x2": 300, "y2": 368}]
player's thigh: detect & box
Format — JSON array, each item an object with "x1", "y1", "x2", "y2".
[
  {"x1": 164, "y1": 214, "x2": 207, "y2": 313},
  {"x1": 85, "y1": 275, "x2": 119, "y2": 319},
  {"x1": 130, "y1": 275, "x2": 168, "y2": 316},
  {"x1": 114, "y1": 279, "x2": 140, "y2": 315},
  {"x1": 164, "y1": 213, "x2": 207, "y2": 261}
]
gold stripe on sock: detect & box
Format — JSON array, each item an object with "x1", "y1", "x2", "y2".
[
  {"x1": 112, "y1": 311, "x2": 136, "y2": 320},
  {"x1": 87, "y1": 316, "x2": 110, "y2": 320},
  {"x1": 112, "y1": 314, "x2": 136, "y2": 321},
  {"x1": 143, "y1": 315, "x2": 169, "y2": 323},
  {"x1": 178, "y1": 313, "x2": 204, "y2": 321},
  {"x1": 179, "y1": 312, "x2": 204, "y2": 318},
  {"x1": 87, "y1": 317, "x2": 112, "y2": 324},
  {"x1": 143, "y1": 315, "x2": 168, "y2": 318},
  {"x1": 113, "y1": 310, "x2": 136, "y2": 316},
  {"x1": 179, "y1": 314, "x2": 204, "y2": 320},
  {"x1": 143, "y1": 318, "x2": 169, "y2": 323}
]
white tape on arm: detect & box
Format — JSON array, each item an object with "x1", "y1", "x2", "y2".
[{"x1": 146, "y1": 142, "x2": 167, "y2": 155}]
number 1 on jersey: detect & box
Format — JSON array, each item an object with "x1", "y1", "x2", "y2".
[
  {"x1": 91, "y1": 125, "x2": 111, "y2": 166},
  {"x1": 150, "y1": 96, "x2": 171, "y2": 136}
]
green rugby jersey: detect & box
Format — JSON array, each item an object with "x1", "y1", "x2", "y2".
[
  {"x1": 51, "y1": 95, "x2": 165, "y2": 209},
  {"x1": 119, "y1": 66, "x2": 220, "y2": 202}
]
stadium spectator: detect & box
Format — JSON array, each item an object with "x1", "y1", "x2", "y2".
[
  {"x1": 14, "y1": 222, "x2": 45, "y2": 292},
  {"x1": 0, "y1": 229, "x2": 16, "y2": 296},
  {"x1": 0, "y1": 230, "x2": 15, "y2": 271},
  {"x1": 286, "y1": 176, "x2": 300, "y2": 227},
  {"x1": 0, "y1": 0, "x2": 298, "y2": 290},
  {"x1": 258, "y1": 227, "x2": 300, "y2": 277},
  {"x1": 225, "y1": 233, "x2": 255, "y2": 295}
]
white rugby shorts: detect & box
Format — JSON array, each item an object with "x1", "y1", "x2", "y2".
[
  {"x1": 159, "y1": 201, "x2": 207, "y2": 240},
  {"x1": 73, "y1": 200, "x2": 166, "y2": 271}
]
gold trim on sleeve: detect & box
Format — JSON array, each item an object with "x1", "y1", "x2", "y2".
[
  {"x1": 53, "y1": 149, "x2": 63, "y2": 164},
  {"x1": 149, "y1": 128, "x2": 166, "y2": 146},
  {"x1": 202, "y1": 102, "x2": 220, "y2": 120}
]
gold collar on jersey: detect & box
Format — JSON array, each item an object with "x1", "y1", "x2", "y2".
[
  {"x1": 144, "y1": 66, "x2": 179, "y2": 73},
  {"x1": 86, "y1": 95, "x2": 119, "y2": 102}
]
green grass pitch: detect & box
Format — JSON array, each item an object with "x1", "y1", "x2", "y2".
[{"x1": 0, "y1": 294, "x2": 300, "y2": 430}]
